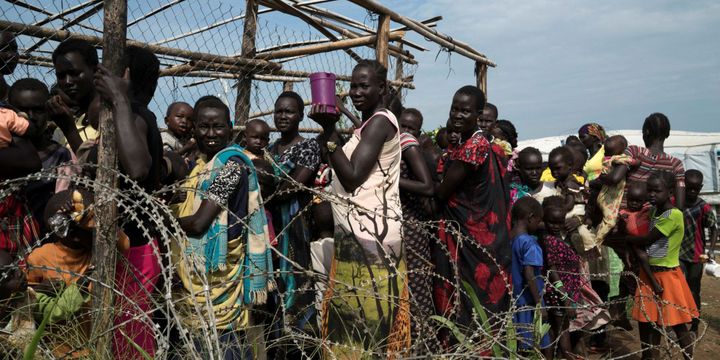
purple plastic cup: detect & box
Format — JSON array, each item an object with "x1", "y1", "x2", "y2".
[{"x1": 309, "y1": 72, "x2": 337, "y2": 113}]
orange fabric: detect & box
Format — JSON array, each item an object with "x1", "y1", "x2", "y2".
[
  {"x1": 620, "y1": 206, "x2": 650, "y2": 236},
  {"x1": 26, "y1": 242, "x2": 93, "y2": 358},
  {"x1": 25, "y1": 242, "x2": 91, "y2": 285},
  {"x1": 632, "y1": 267, "x2": 698, "y2": 326},
  {"x1": 0, "y1": 108, "x2": 29, "y2": 148}
]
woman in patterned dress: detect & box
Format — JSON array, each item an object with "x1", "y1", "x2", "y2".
[
  {"x1": 267, "y1": 91, "x2": 321, "y2": 325},
  {"x1": 434, "y1": 85, "x2": 512, "y2": 331}
]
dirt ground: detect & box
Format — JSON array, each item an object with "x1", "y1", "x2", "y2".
[{"x1": 586, "y1": 274, "x2": 720, "y2": 359}]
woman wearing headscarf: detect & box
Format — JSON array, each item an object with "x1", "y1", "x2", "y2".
[{"x1": 579, "y1": 122, "x2": 608, "y2": 182}]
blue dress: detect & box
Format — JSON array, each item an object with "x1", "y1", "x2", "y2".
[{"x1": 511, "y1": 234, "x2": 551, "y2": 349}]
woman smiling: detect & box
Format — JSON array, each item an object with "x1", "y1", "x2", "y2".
[{"x1": 174, "y1": 96, "x2": 274, "y2": 359}]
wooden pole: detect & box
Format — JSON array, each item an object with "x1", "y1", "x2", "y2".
[
  {"x1": 92, "y1": 0, "x2": 125, "y2": 356},
  {"x1": 255, "y1": 31, "x2": 404, "y2": 60},
  {"x1": 394, "y1": 44, "x2": 403, "y2": 99},
  {"x1": 0, "y1": 20, "x2": 281, "y2": 71},
  {"x1": 475, "y1": 61, "x2": 487, "y2": 96},
  {"x1": 235, "y1": 0, "x2": 258, "y2": 126},
  {"x1": 347, "y1": 0, "x2": 496, "y2": 66},
  {"x1": 375, "y1": 14, "x2": 390, "y2": 68},
  {"x1": 262, "y1": 0, "x2": 363, "y2": 62},
  {"x1": 158, "y1": 62, "x2": 415, "y2": 89},
  {"x1": 291, "y1": 1, "x2": 429, "y2": 52},
  {"x1": 262, "y1": 0, "x2": 416, "y2": 64}
]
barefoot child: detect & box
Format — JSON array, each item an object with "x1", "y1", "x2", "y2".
[
  {"x1": 679, "y1": 169, "x2": 717, "y2": 335},
  {"x1": 626, "y1": 171, "x2": 698, "y2": 360},
  {"x1": 510, "y1": 197, "x2": 551, "y2": 357},
  {"x1": 615, "y1": 182, "x2": 664, "y2": 295},
  {"x1": 540, "y1": 196, "x2": 579, "y2": 359}
]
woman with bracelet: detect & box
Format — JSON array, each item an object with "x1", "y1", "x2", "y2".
[{"x1": 309, "y1": 59, "x2": 408, "y2": 359}]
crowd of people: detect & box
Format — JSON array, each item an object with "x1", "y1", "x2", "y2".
[{"x1": 0, "y1": 31, "x2": 717, "y2": 360}]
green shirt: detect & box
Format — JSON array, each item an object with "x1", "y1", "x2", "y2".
[{"x1": 647, "y1": 208, "x2": 684, "y2": 268}]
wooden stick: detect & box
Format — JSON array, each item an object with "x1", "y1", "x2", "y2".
[
  {"x1": 32, "y1": 0, "x2": 100, "y2": 27},
  {"x1": 255, "y1": 31, "x2": 404, "y2": 60},
  {"x1": 158, "y1": 60, "x2": 413, "y2": 88},
  {"x1": 152, "y1": 0, "x2": 335, "y2": 46},
  {"x1": 261, "y1": 0, "x2": 363, "y2": 62},
  {"x1": 17, "y1": 53, "x2": 53, "y2": 67},
  {"x1": 7, "y1": 0, "x2": 102, "y2": 33},
  {"x1": 375, "y1": 14, "x2": 390, "y2": 68},
  {"x1": 475, "y1": 61, "x2": 488, "y2": 97},
  {"x1": 174, "y1": 71, "x2": 308, "y2": 87},
  {"x1": 280, "y1": 4, "x2": 417, "y2": 64},
  {"x1": 0, "y1": 20, "x2": 282, "y2": 71},
  {"x1": 264, "y1": 0, "x2": 416, "y2": 64},
  {"x1": 255, "y1": 38, "x2": 329, "y2": 53},
  {"x1": 92, "y1": 0, "x2": 125, "y2": 356},
  {"x1": 235, "y1": 0, "x2": 258, "y2": 125},
  {"x1": 347, "y1": 0, "x2": 496, "y2": 66},
  {"x1": 25, "y1": 1, "x2": 104, "y2": 54},
  {"x1": 394, "y1": 43, "x2": 404, "y2": 99},
  {"x1": 290, "y1": 0, "x2": 429, "y2": 52}
]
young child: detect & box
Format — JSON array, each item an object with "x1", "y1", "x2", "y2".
[
  {"x1": 244, "y1": 119, "x2": 270, "y2": 159},
  {"x1": 0, "y1": 105, "x2": 35, "y2": 149},
  {"x1": 510, "y1": 196, "x2": 551, "y2": 356},
  {"x1": 624, "y1": 171, "x2": 698, "y2": 360},
  {"x1": 25, "y1": 189, "x2": 95, "y2": 357},
  {"x1": 679, "y1": 169, "x2": 717, "y2": 334},
  {"x1": 161, "y1": 102, "x2": 195, "y2": 155},
  {"x1": 614, "y1": 181, "x2": 664, "y2": 299},
  {"x1": 547, "y1": 146, "x2": 592, "y2": 253},
  {"x1": 587, "y1": 135, "x2": 639, "y2": 250},
  {"x1": 491, "y1": 119, "x2": 520, "y2": 174},
  {"x1": 540, "y1": 196, "x2": 580, "y2": 359}
]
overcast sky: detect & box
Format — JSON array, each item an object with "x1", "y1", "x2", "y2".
[
  {"x1": 368, "y1": 0, "x2": 720, "y2": 139},
  {"x1": 6, "y1": 1, "x2": 718, "y2": 140}
]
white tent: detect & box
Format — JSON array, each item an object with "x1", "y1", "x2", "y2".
[{"x1": 517, "y1": 130, "x2": 720, "y2": 204}]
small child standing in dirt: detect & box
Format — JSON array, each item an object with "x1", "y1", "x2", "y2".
[{"x1": 510, "y1": 196, "x2": 551, "y2": 357}]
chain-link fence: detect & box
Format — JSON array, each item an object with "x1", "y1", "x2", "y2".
[{"x1": 2, "y1": 0, "x2": 418, "y2": 138}]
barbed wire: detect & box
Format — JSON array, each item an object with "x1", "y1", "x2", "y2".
[{"x1": 1, "y1": 162, "x2": 709, "y2": 359}]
